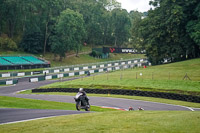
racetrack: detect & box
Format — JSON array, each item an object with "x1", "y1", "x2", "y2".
[{"x1": 0, "y1": 77, "x2": 199, "y2": 124}]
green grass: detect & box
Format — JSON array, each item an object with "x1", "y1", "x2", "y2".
[
  {"x1": 0, "y1": 111, "x2": 200, "y2": 133},
  {"x1": 40, "y1": 58, "x2": 200, "y2": 96},
  {"x1": 20, "y1": 90, "x2": 200, "y2": 108},
  {"x1": 0, "y1": 96, "x2": 115, "y2": 112}
]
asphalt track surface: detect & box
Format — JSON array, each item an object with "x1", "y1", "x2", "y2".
[{"x1": 0, "y1": 77, "x2": 199, "y2": 125}]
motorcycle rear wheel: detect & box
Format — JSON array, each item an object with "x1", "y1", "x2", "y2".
[{"x1": 85, "y1": 105, "x2": 90, "y2": 111}]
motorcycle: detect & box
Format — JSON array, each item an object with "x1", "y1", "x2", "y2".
[{"x1": 74, "y1": 92, "x2": 90, "y2": 111}]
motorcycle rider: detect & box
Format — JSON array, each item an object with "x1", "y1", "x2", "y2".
[{"x1": 78, "y1": 88, "x2": 89, "y2": 104}]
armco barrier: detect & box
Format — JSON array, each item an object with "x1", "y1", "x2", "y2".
[
  {"x1": 0, "y1": 58, "x2": 150, "y2": 78},
  {"x1": 32, "y1": 88, "x2": 200, "y2": 103},
  {"x1": 29, "y1": 63, "x2": 142, "y2": 82}
]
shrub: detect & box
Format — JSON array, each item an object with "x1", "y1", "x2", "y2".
[
  {"x1": 0, "y1": 37, "x2": 17, "y2": 50},
  {"x1": 90, "y1": 50, "x2": 102, "y2": 58}
]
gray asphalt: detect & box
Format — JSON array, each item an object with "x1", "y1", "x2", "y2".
[
  {"x1": 0, "y1": 77, "x2": 199, "y2": 124},
  {"x1": 0, "y1": 108, "x2": 89, "y2": 125}
]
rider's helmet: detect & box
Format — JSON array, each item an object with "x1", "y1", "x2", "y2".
[{"x1": 79, "y1": 88, "x2": 84, "y2": 92}]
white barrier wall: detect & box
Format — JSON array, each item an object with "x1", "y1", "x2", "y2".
[
  {"x1": 99, "y1": 69, "x2": 103, "y2": 72},
  {"x1": 57, "y1": 74, "x2": 64, "y2": 78},
  {"x1": 6, "y1": 80, "x2": 13, "y2": 85},
  {"x1": 64, "y1": 68, "x2": 70, "y2": 72},
  {"x1": 115, "y1": 67, "x2": 120, "y2": 70},
  {"x1": 43, "y1": 70, "x2": 49, "y2": 74},
  {"x1": 30, "y1": 78, "x2": 38, "y2": 82},
  {"x1": 83, "y1": 66, "x2": 88, "y2": 70},
  {"x1": 28, "y1": 58, "x2": 150, "y2": 83},
  {"x1": 100, "y1": 65, "x2": 104, "y2": 68},
  {"x1": 18, "y1": 73, "x2": 25, "y2": 76},
  {"x1": 107, "y1": 68, "x2": 112, "y2": 71},
  {"x1": 92, "y1": 66, "x2": 96, "y2": 69},
  {"x1": 89, "y1": 70, "x2": 94, "y2": 73},
  {"x1": 69, "y1": 73, "x2": 74, "y2": 76},
  {"x1": 54, "y1": 69, "x2": 59, "y2": 73},
  {"x1": 74, "y1": 67, "x2": 79, "y2": 71},
  {"x1": 2, "y1": 73, "x2": 10, "y2": 77},
  {"x1": 79, "y1": 71, "x2": 85, "y2": 75},
  {"x1": 45, "y1": 75, "x2": 52, "y2": 80}
]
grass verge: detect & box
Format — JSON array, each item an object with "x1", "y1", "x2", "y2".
[
  {"x1": 0, "y1": 96, "x2": 115, "y2": 112},
  {"x1": 0, "y1": 111, "x2": 199, "y2": 133}
]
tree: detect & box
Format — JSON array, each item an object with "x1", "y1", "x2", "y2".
[
  {"x1": 51, "y1": 9, "x2": 86, "y2": 61},
  {"x1": 186, "y1": 3, "x2": 200, "y2": 57},
  {"x1": 129, "y1": 11, "x2": 143, "y2": 50},
  {"x1": 136, "y1": 0, "x2": 200, "y2": 64},
  {"x1": 111, "y1": 8, "x2": 131, "y2": 47},
  {"x1": 20, "y1": 31, "x2": 43, "y2": 54}
]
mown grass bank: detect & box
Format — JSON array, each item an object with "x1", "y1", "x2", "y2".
[
  {"x1": 40, "y1": 58, "x2": 200, "y2": 96},
  {"x1": 0, "y1": 96, "x2": 114, "y2": 112},
  {"x1": 1, "y1": 111, "x2": 199, "y2": 133}
]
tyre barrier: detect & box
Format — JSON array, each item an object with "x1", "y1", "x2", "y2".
[{"x1": 32, "y1": 88, "x2": 200, "y2": 103}]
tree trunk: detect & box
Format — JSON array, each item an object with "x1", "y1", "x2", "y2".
[
  {"x1": 53, "y1": 54, "x2": 57, "y2": 61},
  {"x1": 76, "y1": 49, "x2": 79, "y2": 57},
  {"x1": 59, "y1": 56, "x2": 63, "y2": 61},
  {"x1": 43, "y1": 21, "x2": 49, "y2": 56},
  {"x1": 114, "y1": 36, "x2": 117, "y2": 46}
]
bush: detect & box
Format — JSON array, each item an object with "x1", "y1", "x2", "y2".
[
  {"x1": 0, "y1": 37, "x2": 17, "y2": 50},
  {"x1": 90, "y1": 50, "x2": 102, "y2": 58}
]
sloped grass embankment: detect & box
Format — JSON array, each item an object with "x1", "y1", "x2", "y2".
[{"x1": 39, "y1": 58, "x2": 200, "y2": 96}]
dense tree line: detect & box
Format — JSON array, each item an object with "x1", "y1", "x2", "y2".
[
  {"x1": 0, "y1": 0, "x2": 199, "y2": 63},
  {"x1": 0, "y1": 0, "x2": 131, "y2": 61},
  {"x1": 132, "y1": 0, "x2": 200, "y2": 64}
]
